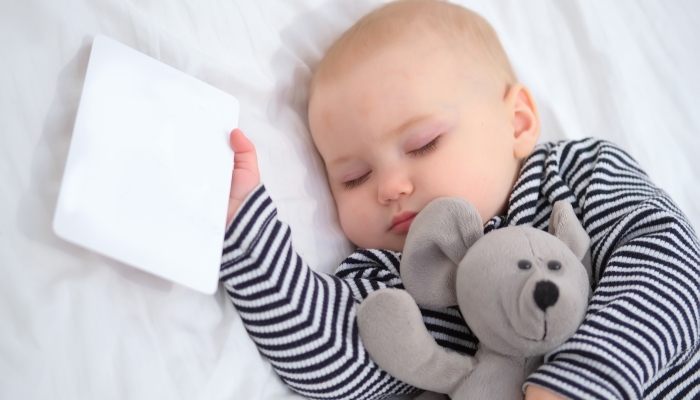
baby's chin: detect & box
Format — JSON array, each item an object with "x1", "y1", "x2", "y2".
[{"x1": 351, "y1": 234, "x2": 406, "y2": 252}]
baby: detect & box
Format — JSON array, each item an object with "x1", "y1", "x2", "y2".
[{"x1": 221, "y1": 1, "x2": 700, "y2": 400}]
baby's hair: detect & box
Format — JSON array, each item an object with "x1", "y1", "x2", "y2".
[{"x1": 312, "y1": 0, "x2": 517, "y2": 93}]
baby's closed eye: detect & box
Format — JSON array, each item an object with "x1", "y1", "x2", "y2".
[
  {"x1": 343, "y1": 171, "x2": 371, "y2": 190},
  {"x1": 408, "y1": 136, "x2": 441, "y2": 156}
]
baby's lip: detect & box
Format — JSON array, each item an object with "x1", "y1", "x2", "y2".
[{"x1": 390, "y1": 211, "x2": 418, "y2": 233}]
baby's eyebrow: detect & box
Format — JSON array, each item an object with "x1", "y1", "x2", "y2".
[
  {"x1": 327, "y1": 155, "x2": 353, "y2": 169},
  {"x1": 391, "y1": 114, "x2": 442, "y2": 137},
  {"x1": 392, "y1": 110, "x2": 458, "y2": 137}
]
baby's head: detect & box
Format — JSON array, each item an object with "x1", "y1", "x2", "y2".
[{"x1": 308, "y1": 0, "x2": 540, "y2": 251}]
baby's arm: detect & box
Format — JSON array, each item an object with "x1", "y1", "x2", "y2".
[
  {"x1": 525, "y1": 139, "x2": 700, "y2": 400},
  {"x1": 220, "y1": 130, "x2": 418, "y2": 400}
]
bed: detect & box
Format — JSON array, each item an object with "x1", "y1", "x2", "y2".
[{"x1": 2, "y1": 0, "x2": 699, "y2": 399}]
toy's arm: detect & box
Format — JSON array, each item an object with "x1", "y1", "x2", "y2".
[
  {"x1": 357, "y1": 289, "x2": 476, "y2": 395},
  {"x1": 335, "y1": 252, "x2": 479, "y2": 357},
  {"x1": 524, "y1": 139, "x2": 700, "y2": 400},
  {"x1": 220, "y1": 184, "x2": 418, "y2": 399}
]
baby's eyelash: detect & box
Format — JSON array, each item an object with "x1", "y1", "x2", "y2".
[
  {"x1": 410, "y1": 136, "x2": 441, "y2": 156},
  {"x1": 343, "y1": 172, "x2": 371, "y2": 190}
]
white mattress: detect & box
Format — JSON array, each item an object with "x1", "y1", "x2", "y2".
[{"x1": 2, "y1": 1, "x2": 699, "y2": 399}]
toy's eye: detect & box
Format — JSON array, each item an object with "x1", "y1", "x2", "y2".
[
  {"x1": 518, "y1": 260, "x2": 532, "y2": 270},
  {"x1": 548, "y1": 260, "x2": 562, "y2": 270}
]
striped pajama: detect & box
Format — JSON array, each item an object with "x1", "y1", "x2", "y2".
[{"x1": 220, "y1": 138, "x2": 700, "y2": 399}]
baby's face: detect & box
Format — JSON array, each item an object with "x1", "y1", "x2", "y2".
[{"x1": 309, "y1": 36, "x2": 523, "y2": 251}]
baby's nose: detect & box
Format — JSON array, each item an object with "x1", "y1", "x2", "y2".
[
  {"x1": 377, "y1": 173, "x2": 413, "y2": 203},
  {"x1": 534, "y1": 280, "x2": 559, "y2": 311}
]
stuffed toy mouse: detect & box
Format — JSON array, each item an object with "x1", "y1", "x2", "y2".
[{"x1": 356, "y1": 197, "x2": 591, "y2": 400}]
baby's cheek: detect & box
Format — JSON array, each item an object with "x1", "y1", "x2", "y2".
[
  {"x1": 340, "y1": 202, "x2": 388, "y2": 249},
  {"x1": 438, "y1": 171, "x2": 496, "y2": 222},
  {"x1": 337, "y1": 199, "x2": 367, "y2": 243}
]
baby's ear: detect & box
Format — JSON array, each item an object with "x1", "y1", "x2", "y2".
[
  {"x1": 400, "y1": 197, "x2": 483, "y2": 308},
  {"x1": 549, "y1": 201, "x2": 590, "y2": 261},
  {"x1": 506, "y1": 83, "x2": 540, "y2": 159}
]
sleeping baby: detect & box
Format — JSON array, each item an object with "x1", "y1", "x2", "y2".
[{"x1": 220, "y1": 1, "x2": 700, "y2": 399}]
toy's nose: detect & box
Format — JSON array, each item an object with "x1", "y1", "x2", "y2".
[{"x1": 534, "y1": 280, "x2": 559, "y2": 311}]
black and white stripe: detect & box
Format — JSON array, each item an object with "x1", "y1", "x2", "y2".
[
  {"x1": 221, "y1": 187, "x2": 417, "y2": 400},
  {"x1": 519, "y1": 139, "x2": 700, "y2": 400},
  {"x1": 221, "y1": 138, "x2": 700, "y2": 400}
]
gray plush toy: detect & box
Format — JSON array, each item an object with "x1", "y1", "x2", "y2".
[{"x1": 357, "y1": 198, "x2": 591, "y2": 400}]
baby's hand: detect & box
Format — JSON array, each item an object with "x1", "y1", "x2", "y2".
[{"x1": 226, "y1": 128, "x2": 260, "y2": 226}]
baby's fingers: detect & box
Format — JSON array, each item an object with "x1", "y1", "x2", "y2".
[
  {"x1": 230, "y1": 128, "x2": 259, "y2": 175},
  {"x1": 227, "y1": 128, "x2": 261, "y2": 225}
]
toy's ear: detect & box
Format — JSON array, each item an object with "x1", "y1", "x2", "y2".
[
  {"x1": 401, "y1": 198, "x2": 484, "y2": 308},
  {"x1": 549, "y1": 201, "x2": 590, "y2": 261}
]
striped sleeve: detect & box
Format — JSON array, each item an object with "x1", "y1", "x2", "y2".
[
  {"x1": 524, "y1": 139, "x2": 700, "y2": 399},
  {"x1": 336, "y1": 250, "x2": 479, "y2": 356},
  {"x1": 219, "y1": 184, "x2": 417, "y2": 400}
]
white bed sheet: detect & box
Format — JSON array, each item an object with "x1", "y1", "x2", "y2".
[{"x1": 1, "y1": 1, "x2": 699, "y2": 399}]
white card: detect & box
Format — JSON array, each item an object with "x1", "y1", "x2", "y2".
[{"x1": 54, "y1": 35, "x2": 238, "y2": 294}]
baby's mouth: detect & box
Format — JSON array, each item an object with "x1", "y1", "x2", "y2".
[{"x1": 389, "y1": 212, "x2": 417, "y2": 233}]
